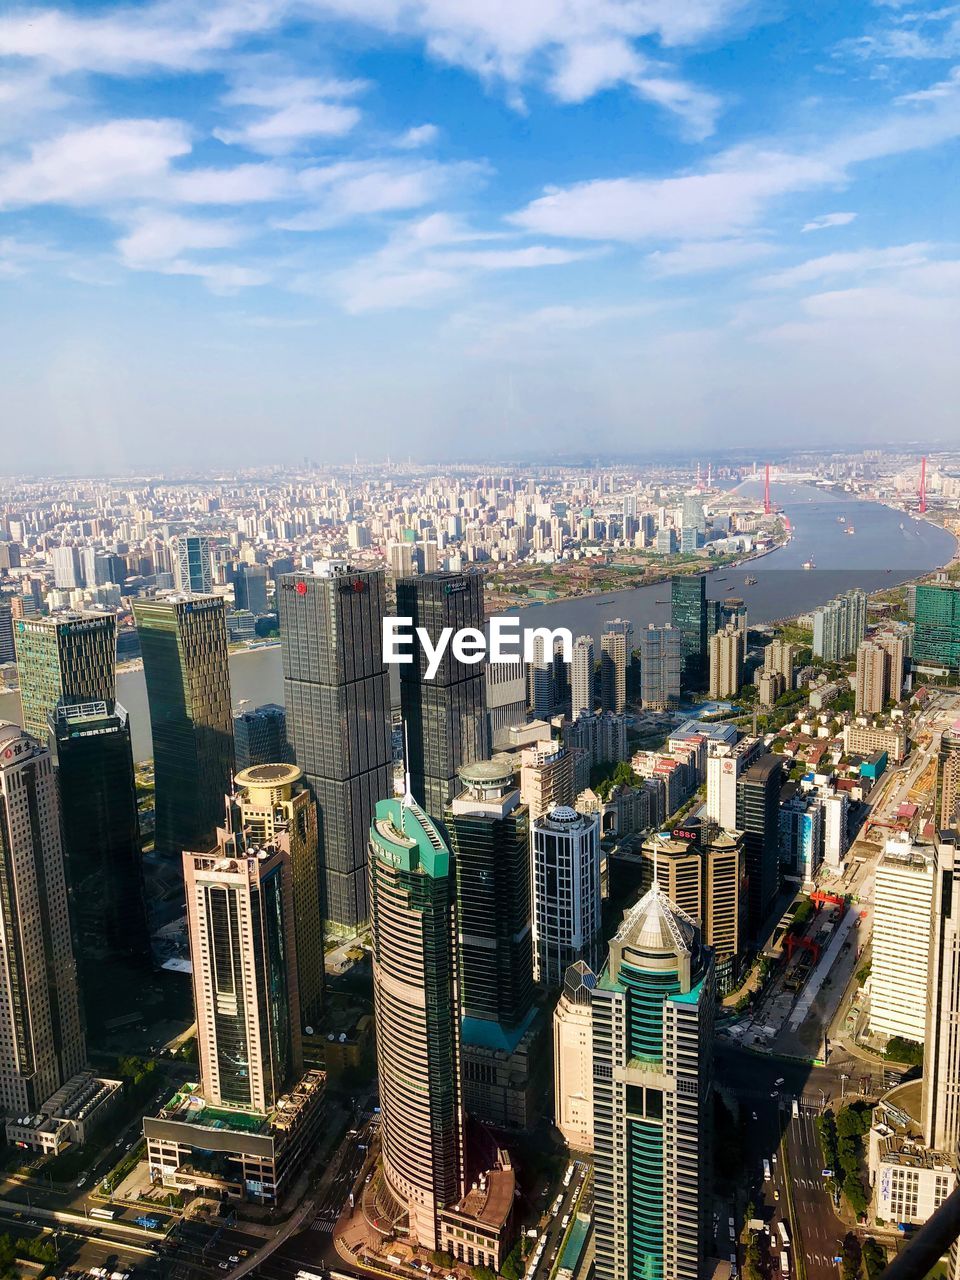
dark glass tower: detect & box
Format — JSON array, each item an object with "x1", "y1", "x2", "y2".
[
  {"x1": 133, "y1": 595, "x2": 235, "y2": 861},
  {"x1": 52, "y1": 699, "x2": 150, "y2": 1029},
  {"x1": 914, "y1": 584, "x2": 960, "y2": 673},
  {"x1": 736, "y1": 753, "x2": 785, "y2": 939},
  {"x1": 279, "y1": 562, "x2": 391, "y2": 931},
  {"x1": 397, "y1": 572, "x2": 489, "y2": 822},
  {"x1": 14, "y1": 612, "x2": 116, "y2": 742},
  {"x1": 670, "y1": 574, "x2": 708, "y2": 691}
]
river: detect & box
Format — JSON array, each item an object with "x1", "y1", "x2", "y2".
[{"x1": 1, "y1": 482, "x2": 953, "y2": 761}]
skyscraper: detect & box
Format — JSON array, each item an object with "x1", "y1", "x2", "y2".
[
  {"x1": 233, "y1": 702, "x2": 291, "y2": 770},
  {"x1": 520, "y1": 739, "x2": 574, "y2": 820},
  {"x1": 914, "y1": 584, "x2": 960, "y2": 675},
  {"x1": 51, "y1": 544, "x2": 82, "y2": 589},
  {"x1": 870, "y1": 838, "x2": 933, "y2": 1048},
  {"x1": 812, "y1": 589, "x2": 867, "y2": 662},
  {"x1": 855, "y1": 640, "x2": 890, "y2": 715},
  {"x1": 571, "y1": 634, "x2": 595, "y2": 719},
  {"x1": 397, "y1": 572, "x2": 489, "y2": 821},
  {"x1": 763, "y1": 638, "x2": 796, "y2": 685},
  {"x1": 705, "y1": 736, "x2": 763, "y2": 831},
  {"x1": 592, "y1": 881, "x2": 715, "y2": 1280},
  {"x1": 0, "y1": 599, "x2": 14, "y2": 664},
  {"x1": 369, "y1": 796, "x2": 464, "y2": 1250},
  {"x1": 639, "y1": 624, "x2": 681, "y2": 710},
  {"x1": 52, "y1": 700, "x2": 150, "y2": 1026},
  {"x1": 234, "y1": 563, "x2": 269, "y2": 615},
  {"x1": 671, "y1": 574, "x2": 708, "y2": 690},
  {"x1": 173, "y1": 532, "x2": 213, "y2": 595},
  {"x1": 279, "y1": 561, "x2": 391, "y2": 931},
  {"x1": 600, "y1": 619, "x2": 633, "y2": 713},
  {"x1": 531, "y1": 805, "x2": 602, "y2": 987},
  {"x1": 185, "y1": 835, "x2": 302, "y2": 1112},
  {"x1": 134, "y1": 595, "x2": 235, "y2": 860},
  {"x1": 0, "y1": 723, "x2": 86, "y2": 1113},
  {"x1": 736, "y1": 754, "x2": 784, "y2": 939},
  {"x1": 233, "y1": 763, "x2": 324, "y2": 1027},
  {"x1": 553, "y1": 961, "x2": 597, "y2": 1151},
  {"x1": 924, "y1": 831, "x2": 960, "y2": 1153},
  {"x1": 708, "y1": 624, "x2": 744, "y2": 699},
  {"x1": 14, "y1": 612, "x2": 116, "y2": 742},
  {"x1": 938, "y1": 724, "x2": 960, "y2": 829}
]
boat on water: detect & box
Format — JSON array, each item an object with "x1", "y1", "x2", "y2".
[
  {"x1": 744, "y1": 576, "x2": 758, "y2": 586},
  {"x1": 845, "y1": 526, "x2": 855, "y2": 535},
  {"x1": 802, "y1": 560, "x2": 815, "y2": 570},
  {"x1": 655, "y1": 599, "x2": 668, "y2": 605},
  {"x1": 837, "y1": 515, "x2": 846, "y2": 523},
  {"x1": 716, "y1": 576, "x2": 727, "y2": 581}
]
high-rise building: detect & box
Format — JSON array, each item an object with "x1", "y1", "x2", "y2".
[
  {"x1": 279, "y1": 562, "x2": 391, "y2": 931},
  {"x1": 764, "y1": 638, "x2": 796, "y2": 685},
  {"x1": 758, "y1": 670, "x2": 784, "y2": 707},
  {"x1": 0, "y1": 723, "x2": 86, "y2": 1113},
  {"x1": 52, "y1": 544, "x2": 82, "y2": 589},
  {"x1": 234, "y1": 563, "x2": 269, "y2": 615},
  {"x1": 173, "y1": 532, "x2": 213, "y2": 595},
  {"x1": 875, "y1": 628, "x2": 908, "y2": 701},
  {"x1": 52, "y1": 701, "x2": 150, "y2": 1025},
  {"x1": 736, "y1": 754, "x2": 784, "y2": 940},
  {"x1": 571, "y1": 635, "x2": 595, "y2": 719},
  {"x1": 640, "y1": 624, "x2": 682, "y2": 710},
  {"x1": 14, "y1": 612, "x2": 116, "y2": 742},
  {"x1": 870, "y1": 838, "x2": 934, "y2": 1047},
  {"x1": 134, "y1": 595, "x2": 235, "y2": 860},
  {"x1": 369, "y1": 796, "x2": 464, "y2": 1250},
  {"x1": 233, "y1": 702, "x2": 292, "y2": 770},
  {"x1": 812, "y1": 589, "x2": 867, "y2": 662},
  {"x1": 185, "y1": 836, "x2": 302, "y2": 1112},
  {"x1": 0, "y1": 599, "x2": 14, "y2": 664},
  {"x1": 531, "y1": 805, "x2": 601, "y2": 987},
  {"x1": 705, "y1": 736, "x2": 763, "y2": 830},
  {"x1": 592, "y1": 880, "x2": 715, "y2": 1280},
  {"x1": 397, "y1": 572, "x2": 489, "y2": 821},
  {"x1": 708, "y1": 624, "x2": 744, "y2": 699},
  {"x1": 671, "y1": 574, "x2": 708, "y2": 690},
  {"x1": 914, "y1": 584, "x2": 960, "y2": 674},
  {"x1": 924, "y1": 831, "x2": 960, "y2": 1152},
  {"x1": 939, "y1": 724, "x2": 960, "y2": 830},
  {"x1": 520, "y1": 739, "x2": 574, "y2": 820},
  {"x1": 778, "y1": 790, "x2": 824, "y2": 885},
  {"x1": 233, "y1": 763, "x2": 324, "y2": 1027},
  {"x1": 485, "y1": 657, "x2": 527, "y2": 750},
  {"x1": 553, "y1": 961, "x2": 596, "y2": 1151},
  {"x1": 855, "y1": 640, "x2": 890, "y2": 715},
  {"x1": 600, "y1": 619, "x2": 633, "y2": 714}
]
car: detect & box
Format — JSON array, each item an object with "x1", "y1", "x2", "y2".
[
  {"x1": 772, "y1": 1154, "x2": 777, "y2": 1164},
  {"x1": 774, "y1": 1190, "x2": 780, "y2": 1202},
  {"x1": 218, "y1": 1265, "x2": 230, "y2": 1271},
  {"x1": 775, "y1": 1077, "x2": 785, "y2": 1086},
  {"x1": 228, "y1": 1258, "x2": 240, "y2": 1264},
  {"x1": 237, "y1": 1250, "x2": 249, "y2": 1258},
  {"x1": 751, "y1": 1112, "x2": 758, "y2": 1121},
  {"x1": 76, "y1": 1176, "x2": 87, "y2": 1188},
  {"x1": 770, "y1": 1090, "x2": 779, "y2": 1097}
]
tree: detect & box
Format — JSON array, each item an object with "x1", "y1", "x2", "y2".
[
  {"x1": 840, "y1": 1231, "x2": 862, "y2": 1280},
  {"x1": 885, "y1": 1036, "x2": 923, "y2": 1066},
  {"x1": 862, "y1": 1236, "x2": 887, "y2": 1280},
  {"x1": 500, "y1": 1243, "x2": 523, "y2": 1280}
]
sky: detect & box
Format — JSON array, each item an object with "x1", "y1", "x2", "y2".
[{"x1": 1, "y1": 0, "x2": 959, "y2": 472}]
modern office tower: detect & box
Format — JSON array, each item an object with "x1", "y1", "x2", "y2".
[
  {"x1": 914, "y1": 584, "x2": 960, "y2": 674},
  {"x1": 778, "y1": 791, "x2": 824, "y2": 885},
  {"x1": 52, "y1": 701, "x2": 150, "y2": 1019},
  {"x1": 553, "y1": 961, "x2": 596, "y2": 1151},
  {"x1": 855, "y1": 640, "x2": 890, "y2": 715},
  {"x1": 485, "y1": 657, "x2": 527, "y2": 750},
  {"x1": 758, "y1": 670, "x2": 784, "y2": 708},
  {"x1": 592, "y1": 880, "x2": 715, "y2": 1280},
  {"x1": 279, "y1": 562, "x2": 391, "y2": 932},
  {"x1": 134, "y1": 595, "x2": 235, "y2": 860},
  {"x1": 531, "y1": 805, "x2": 601, "y2": 987},
  {"x1": 705, "y1": 736, "x2": 763, "y2": 830},
  {"x1": 520, "y1": 739, "x2": 574, "y2": 820},
  {"x1": 708, "y1": 624, "x2": 744, "y2": 699},
  {"x1": 397, "y1": 572, "x2": 489, "y2": 821},
  {"x1": 600, "y1": 619, "x2": 633, "y2": 714},
  {"x1": 819, "y1": 789, "x2": 850, "y2": 872},
  {"x1": 939, "y1": 725, "x2": 960, "y2": 829},
  {"x1": 14, "y1": 612, "x2": 116, "y2": 742},
  {"x1": 736, "y1": 754, "x2": 784, "y2": 940},
  {"x1": 233, "y1": 702, "x2": 291, "y2": 770},
  {"x1": 52, "y1": 544, "x2": 82, "y2": 589},
  {"x1": 0, "y1": 599, "x2": 15, "y2": 663},
  {"x1": 369, "y1": 796, "x2": 464, "y2": 1251},
  {"x1": 812, "y1": 588, "x2": 868, "y2": 662},
  {"x1": 571, "y1": 635, "x2": 595, "y2": 719},
  {"x1": 234, "y1": 563, "x2": 269, "y2": 615},
  {"x1": 764, "y1": 637, "x2": 796, "y2": 684},
  {"x1": 924, "y1": 831, "x2": 960, "y2": 1153},
  {"x1": 526, "y1": 632, "x2": 557, "y2": 718},
  {"x1": 0, "y1": 723, "x2": 86, "y2": 1113},
  {"x1": 671, "y1": 574, "x2": 708, "y2": 690},
  {"x1": 173, "y1": 532, "x2": 213, "y2": 595},
  {"x1": 870, "y1": 838, "x2": 934, "y2": 1047},
  {"x1": 233, "y1": 763, "x2": 324, "y2": 1027},
  {"x1": 640, "y1": 623, "x2": 682, "y2": 711},
  {"x1": 639, "y1": 820, "x2": 744, "y2": 993},
  {"x1": 185, "y1": 836, "x2": 302, "y2": 1112},
  {"x1": 681, "y1": 493, "x2": 705, "y2": 535}
]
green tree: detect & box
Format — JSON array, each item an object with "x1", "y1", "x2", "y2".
[
  {"x1": 841, "y1": 1232, "x2": 862, "y2": 1280},
  {"x1": 500, "y1": 1243, "x2": 523, "y2": 1280},
  {"x1": 862, "y1": 1236, "x2": 887, "y2": 1280},
  {"x1": 885, "y1": 1037, "x2": 923, "y2": 1066}
]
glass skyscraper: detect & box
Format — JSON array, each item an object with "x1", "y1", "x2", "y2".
[
  {"x1": 914, "y1": 584, "x2": 960, "y2": 673},
  {"x1": 736, "y1": 753, "x2": 785, "y2": 939},
  {"x1": 14, "y1": 612, "x2": 116, "y2": 742},
  {"x1": 279, "y1": 561, "x2": 391, "y2": 931},
  {"x1": 397, "y1": 572, "x2": 490, "y2": 822},
  {"x1": 133, "y1": 595, "x2": 235, "y2": 860},
  {"x1": 670, "y1": 575, "x2": 708, "y2": 690}
]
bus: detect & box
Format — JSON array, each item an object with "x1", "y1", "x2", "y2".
[
  {"x1": 762, "y1": 1160, "x2": 771, "y2": 1182},
  {"x1": 90, "y1": 1209, "x2": 118, "y2": 1222},
  {"x1": 777, "y1": 1221, "x2": 790, "y2": 1247},
  {"x1": 296, "y1": 1270, "x2": 326, "y2": 1280},
  {"x1": 791, "y1": 1100, "x2": 799, "y2": 1119},
  {"x1": 780, "y1": 1252, "x2": 789, "y2": 1276}
]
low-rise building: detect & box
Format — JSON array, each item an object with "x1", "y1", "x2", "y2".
[
  {"x1": 869, "y1": 1080, "x2": 956, "y2": 1227},
  {"x1": 845, "y1": 720, "x2": 909, "y2": 764},
  {"x1": 5, "y1": 1073, "x2": 123, "y2": 1154},
  {"x1": 439, "y1": 1159, "x2": 518, "y2": 1271}
]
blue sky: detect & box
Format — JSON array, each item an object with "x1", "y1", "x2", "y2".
[{"x1": 1, "y1": 0, "x2": 959, "y2": 471}]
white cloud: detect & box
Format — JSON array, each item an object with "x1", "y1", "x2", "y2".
[
  {"x1": 278, "y1": 159, "x2": 482, "y2": 229},
  {"x1": 216, "y1": 75, "x2": 366, "y2": 153},
  {"x1": 117, "y1": 211, "x2": 247, "y2": 266},
  {"x1": 162, "y1": 259, "x2": 271, "y2": 293},
  {"x1": 171, "y1": 164, "x2": 296, "y2": 204},
  {"x1": 395, "y1": 123, "x2": 440, "y2": 149},
  {"x1": 756, "y1": 243, "x2": 933, "y2": 289},
  {"x1": 647, "y1": 239, "x2": 774, "y2": 275},
  {"x1": 801, "y1": 211, "x2": 857, "y2": 232}
]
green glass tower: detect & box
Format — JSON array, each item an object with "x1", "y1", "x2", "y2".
[
  {"x1": 670, "y1": 575, "x2": 708, "y2": 691},
  {"x1": 592, "y1": 881, "x2": 714, "y2": 1280},
  {"x1": 14, "y1": 612, "x2": 116, "y2": 742},
  {"x1": 369, "y1": 796, "x2": 463, "y2": 1251},
  {"x1": 133, "y1": 595, "x2": 234, "y2": 860},
  {"x1": 914, "y1": 584, "x2": 960, "y2": 673}
]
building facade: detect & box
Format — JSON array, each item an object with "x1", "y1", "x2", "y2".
[
  {"x1": 923, "y1": 831, "x2": 960, "y2": 1153},
  {"x1": 639, "y1": 624, "x2": 682, "y2": 711},
  {"x1": 14, "y1": 612, "x2": 116, "y2": 741},
  {"x1": 233, "y1": 703, "x2": 292, "y2": 770},
  {"x1": 670, "y1": 575, "x2": 708, "y2": 690},
  {"x1": 736, "y1": 754, "x2": 785, "y2": 940},
  {"x1": 914, "y1": 584, "x2": 960, "y2": 674},
  {"x1": 553, "y1": 961, "x2": 596, "y2": 1151},
  {"x1": 531, "y1": 806, "x2": 602, "y2": 987},
  {"x1": 870, "y1": 839, "x2": 934, "y2": 1047}
]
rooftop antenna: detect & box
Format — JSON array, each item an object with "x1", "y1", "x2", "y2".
[{"x1": 402, "y1": 720, "x2": 414, "y2": 809}]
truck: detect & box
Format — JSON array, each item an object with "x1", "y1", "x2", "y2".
[{"x1": 763, "y1": 1160, "x2": 771, "y2": 1182}]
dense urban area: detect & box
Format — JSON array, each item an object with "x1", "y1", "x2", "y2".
[{"x1": 2, "y1": 450, "x2": 960, "y2": 1280}]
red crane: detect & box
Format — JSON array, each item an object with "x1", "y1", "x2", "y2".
[
  {"x1": 763, "y1": 462, "x2": 772, "y2": 515},
  {"x1": 919, "y1": 455, "x2": 927, "y2": 514}
]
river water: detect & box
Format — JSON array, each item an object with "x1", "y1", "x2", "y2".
[{"x1": 2, "y1": 483, "x2": 954, "y2": 762}]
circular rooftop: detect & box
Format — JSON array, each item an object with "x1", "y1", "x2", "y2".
[
  {"x1": 235, "y1": 763, "x2": 302, "y2": 787},
  {"x1": 546, "y1": 805, "x2": 581, "y2": 824},
  {"x1": 459, "y1": 756, "x2": 516, "y2": 787}
]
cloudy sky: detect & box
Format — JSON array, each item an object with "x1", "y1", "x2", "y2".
[{"x1": 1, "y1": 0, "x2": 959, "y2": 471}]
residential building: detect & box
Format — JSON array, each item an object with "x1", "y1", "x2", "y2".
[
  {"x1": 779, "y1": 790, "x2": 824, "y2": 886},
  {"x1": 845, "y1": 720, "x2": 909, "y2": 765},
  {"x1": 14, "y1": 612, "x2": 116, "y2": 742},
  {"x1": 708, "y1": 623, "x2": 744, "y2": 699},
  {"x1": 820, "y1": 789, "x2": 850, "y2": 871},
  {"x1": 812, "y1": 589, "x2": 867, "y2": 662},
  {"x1": 233, "y1": 702, "x2": 292, "y2": 770},
  {"x1": 531, "y1": 806, "x2": 602, "y2": 987},
  {"x1": 600, "y1": 619, "x2": 633, "y2": 713},
  {"x1": 758, "y1": 670, "x2": 784, "y2": 707},
  {"x1": 855, "y1": 640, "x2": 891, "y2": 715},
  {"x1": 520, "y1": 739, "x2": 574, "y2": 820},
  {"x1": 639, "y1": 623, "x2": 681, "y2": 710},
  {"x1": 565, "y1": 710, "x2": 628, "y2": 769},
  {"x1": 571, "y1": 634, "x2": 594, "y2": 718},
  {"x1": 938, "y1": 723, "x2": 960, "y2": 829},
  {"x1": 134, "y1": 595, "x2": 235, "y2": 861},
  {"x1": 870, "y1": 838, "x2": 934, "y2": 1047},
  {"x1": 552, "y1": 961, "x2": 596, "y2": 1151},
  {"x1": 51, "y1": 544, "x2": 82, "y2": 589},
  {"x1": 279, "y1": 561, "x2": 391, "y2": 931},
  {"x1": 764, "y1": 638, "x2": 796, "y2": 684},
  {"x1": 736, "y1": 754, "x2": 785, "y2": 939},
  {"x1": 671, "y1": 574, "x2": 708, "y2": 689}
]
